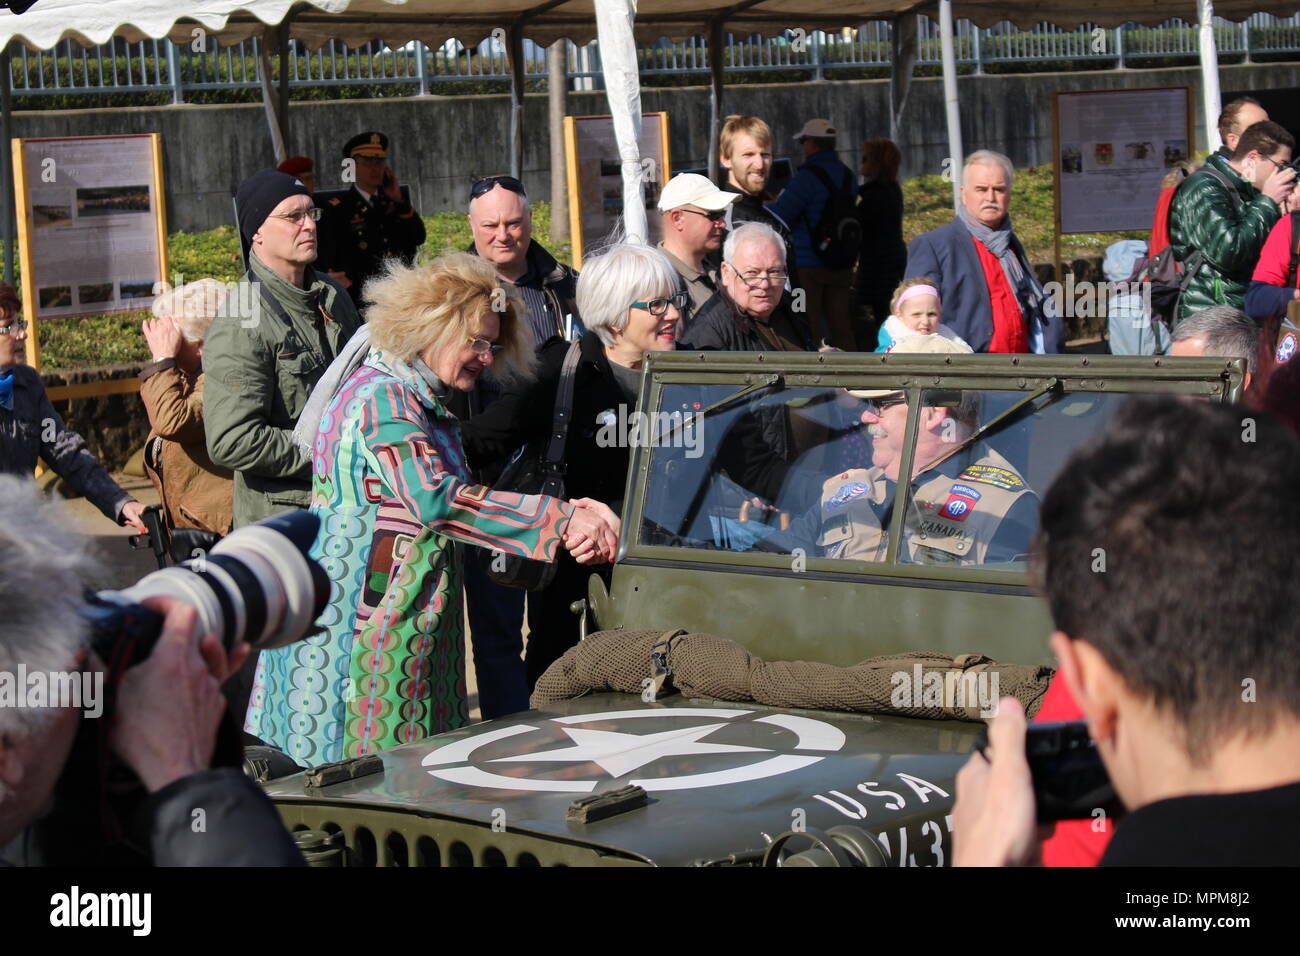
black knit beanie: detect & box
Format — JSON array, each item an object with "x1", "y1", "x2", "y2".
[{"x1": 235, "y1": 169, "x2": 311, "y2": 244}]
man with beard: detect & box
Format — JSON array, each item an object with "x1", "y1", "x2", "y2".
[{"x1": 713, "y1": 115, "x2": 797, "y2": 282}]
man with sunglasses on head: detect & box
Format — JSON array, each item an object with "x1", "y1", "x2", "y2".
[
  {"x1": 459, "y1": 174, "x2": 581, "y2": 719},
  {"x1": 657, "y1": 173, "x2": 738, "y2": 322},
  {"x1": 467, "y1": 175, "x2": 580, "y2": 349},
  {"x1": 206, "y1": 169, "x2": 361, "y2": 529},
  {"x1": 316, "y1": 131, "x2": 426, "y2": 306}
]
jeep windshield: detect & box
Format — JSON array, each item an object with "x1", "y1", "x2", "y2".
[{"x1": 625, "y1": 353, "x2": 1244, "y2": 585}]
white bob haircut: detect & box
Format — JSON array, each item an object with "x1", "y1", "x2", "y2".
[
  {"x1": 963, "y1": 149, "x2": 1015, "y2": 188},
  {"x1": 722, "y1": 221, "x2": 786, "y2": 267},
  {"x1": 151, "y1": 277, "x2": 229, "y2": 344},
  {"x1": 0, "y1": 476, "x2": 91, "y2": 738},
  {"x1": 576, "y1": 243, "x2": 682, "y2": 347}
]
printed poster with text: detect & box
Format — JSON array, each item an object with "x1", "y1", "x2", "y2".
[
  {"x1": 17, "y1": 134, "x2": 165, "y2": 319},
  {"x1": 1056, "y1": 88, "x2": 1190, "y2": 234}
]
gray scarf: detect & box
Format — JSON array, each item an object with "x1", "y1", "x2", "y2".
[{"x1": 956, "y1": 206, "x2": 1043, "y2": 312}]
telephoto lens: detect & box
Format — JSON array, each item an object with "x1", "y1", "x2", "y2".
[{"x1": 81, "y1": 511, "x2": 330, "y2": 668}]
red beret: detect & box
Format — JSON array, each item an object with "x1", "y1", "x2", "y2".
[{"x1": 276, "y1": 156, "x2": 314, "y2": 177}]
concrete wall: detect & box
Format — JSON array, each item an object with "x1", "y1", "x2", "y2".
[{"x1": 8, "y1": 62, "x2": 1300, "y2": 233}]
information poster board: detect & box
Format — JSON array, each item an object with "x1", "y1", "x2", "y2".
[
  {"x1": 1053, "y1": 87, "x2": 1193, "y2": 235},
  {"x1": 564, "y1": 112, "x2": 671, "y2": 268},
  {"x1": 12, "y1": 133, "x2": 169, "y2": 368}
]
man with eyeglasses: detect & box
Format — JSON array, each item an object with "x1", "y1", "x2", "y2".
[
  {"x1": 316, "y1": 131, "x2": 426, "y2": 306},
  {"x1": 205, "y1": 168, "x2": 361, "y2": 528},
  {"x1": 656, "y1": 173, "x2": 738, "y2": 321},
  {"x1": 1171, "y1": 120, "x2": 1298, "y2": 324},
  {"x1": 760, "y1": 337, "x2": 1037, "y2": 567},
  {"x1": 677, "y1": 221, "x2": 809, "y2": 353}
]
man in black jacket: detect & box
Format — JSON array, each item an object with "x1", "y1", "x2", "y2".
[
  {"x1": 953, "y1": 398, "x2": 1300, "y2": 866},
  {"x1": 462, "y1": 175, "x2": 582, "y2": 717},
  {"x1": 0, "y1": 477, "x2": 302, "y2": 866}
]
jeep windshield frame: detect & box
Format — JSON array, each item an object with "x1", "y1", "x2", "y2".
[{"x1": 618, "y1": 352, "x2": 1244, "y2": 589}]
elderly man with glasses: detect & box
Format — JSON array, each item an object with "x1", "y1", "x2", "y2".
[
  {"x1": 316, "y1": 131, "x2": 426, "y2": 306},
  {"x1": 205, "y1": 168, "x2": 361, "y2": 529},
  {"x1": 677, "y1": 221, "x2": 810, "y2": 352}
]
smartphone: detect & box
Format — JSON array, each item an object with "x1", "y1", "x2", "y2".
[{"x1": 974, "y1": 720, "x2": 1123, "y2": 822}]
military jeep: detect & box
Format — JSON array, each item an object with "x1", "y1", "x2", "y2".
[{"x1": 264, "y1": 351, "x2": 1243, "y2": 867}]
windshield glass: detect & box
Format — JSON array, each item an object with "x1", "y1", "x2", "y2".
[{"x1": 637, "y1": 381, "x2": 1129, "y2": 573}]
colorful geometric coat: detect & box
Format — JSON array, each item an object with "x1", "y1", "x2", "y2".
[{"x1": 245, "y1": 349, "x2": 573, "y2": 767}]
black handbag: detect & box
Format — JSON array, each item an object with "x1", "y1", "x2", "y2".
[{"x1": 480, "y1": 340, "x2": 582, "y2": 591}]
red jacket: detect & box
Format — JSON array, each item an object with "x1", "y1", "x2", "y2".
[{"x1": 1149, "y1": 185, "x2": 1178, "y2": 258}]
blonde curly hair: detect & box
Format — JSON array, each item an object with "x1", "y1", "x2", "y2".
[{"x1": 363, "y1": 253, "x2": 536, "y2": 385}]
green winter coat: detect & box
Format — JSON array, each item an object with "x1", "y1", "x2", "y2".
[
  {"x1": 1169, "y1": 152, "x2": 1281, "y2": 321},
  {"x1": 203, "y1": 252, "x2": 361, "y2": 527}
]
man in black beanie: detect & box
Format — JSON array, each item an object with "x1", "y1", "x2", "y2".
[{"x1": 205, "y1": 169, "x2": 360, "y2": 528}]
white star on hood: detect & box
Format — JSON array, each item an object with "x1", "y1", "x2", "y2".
[{"x1": 490, "y1": 723, "x2": 771, "y2": 778}]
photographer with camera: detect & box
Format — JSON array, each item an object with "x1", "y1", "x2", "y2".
[
  {"x1": 952, "y1": 399, "x2": 1300, "y2": 866},
  {"x1": 0, "y1": 477, "x2": 304, "y2": 866}
]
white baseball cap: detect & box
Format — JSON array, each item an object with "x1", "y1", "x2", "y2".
[
  {"x1": 794, "y1": 118, "x2": 837, "y2": 141},
  {"x1": 657, "y1": 173, "x2": 740, "y2": 213},
  {"x1": 847, "y1": 334, "x2": 971, "y2": 397}
]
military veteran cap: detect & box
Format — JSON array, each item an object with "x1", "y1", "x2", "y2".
[
  {"x1": 343, "y1": 131, "x2": 388, "y2": 159},
  {"x1": 848, "y1": 334, "x2": 970, "y2": 398}
]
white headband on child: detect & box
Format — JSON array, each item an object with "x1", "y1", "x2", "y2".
[{"x1": 897, "y1": 284, "x2": 940, "y2": 309}]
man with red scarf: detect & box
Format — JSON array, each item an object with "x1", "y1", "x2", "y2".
[{"x1": 904, "y1": 151, "x2": 1063, "y2": 354}]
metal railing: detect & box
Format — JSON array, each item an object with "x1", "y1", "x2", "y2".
[{"x1": 7, "y1": 13, "x2": 1300, "y2": 102}]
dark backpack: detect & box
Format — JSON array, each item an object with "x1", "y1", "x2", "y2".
[
  {"x1": 1130, "y1": 163, "x2": 1241, "y2": 329},
  {"x1": 803, "y1": 163, "x2": 862, "y2": 270}
]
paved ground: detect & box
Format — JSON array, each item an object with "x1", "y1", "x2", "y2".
[{"x1": 57, "y1": 474, "x2": 483, "y2": 723}]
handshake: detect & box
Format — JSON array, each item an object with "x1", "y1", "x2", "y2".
[{"x1": 563, "y1": 498, "x2": 622, "y2": 565}]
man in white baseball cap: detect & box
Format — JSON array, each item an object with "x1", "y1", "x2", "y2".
[{"x1": 657, "y1": 172, "x2": 739, "y2": 320}]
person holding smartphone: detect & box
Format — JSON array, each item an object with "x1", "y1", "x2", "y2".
[{"x1": 316, "y1": 131, "x2": 427, "y2": 306}]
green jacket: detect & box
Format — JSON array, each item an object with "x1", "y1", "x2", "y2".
[
  {"x1": 203, "y1": 253, "x2": 361, "y2": 527},
  {"x1": 1169, "y1": 152, "x2": 1281, "y2": 321}
]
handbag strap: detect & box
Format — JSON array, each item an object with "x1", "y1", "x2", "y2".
[{"x1": 542, "y1": 339, "x2": 582, "y2": 477}]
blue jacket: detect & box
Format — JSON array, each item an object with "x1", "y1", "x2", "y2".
[
  {"x1": 768, "y1": 149, "x2": 857, "y2": 270},
  {"x1": 904, "y1": 219, "x2": 1064, "y2": 353}
]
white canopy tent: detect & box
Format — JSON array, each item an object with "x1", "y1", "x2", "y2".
[{"x1": 1, "y1": 0, "x2": 1295, "y2": 278}]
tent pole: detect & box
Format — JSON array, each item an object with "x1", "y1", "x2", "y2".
[
  {"x1": 278, "y1": 23, "x2": 291, "y2": 151},
  {"x1": 1197, "y1": 0, "x2": 1223, "y2": 152},
  {"x1": 937, "y1": 0, "x2": 963, "y2": 212},
  {"x1": 1, "y1": 43, "x2": 14, "y2": 287},
  {"x1": 258, "y1": 27, "x2": 288, "y2": 163},
  {"x1": 889, "y1": 15, "x2": 918, "y2": 144},
  {"x1": 707, "y1": 19, "x2": 724, "y2": 184},
  {"x1": 548, "y1": 40, "x2": 569, "y2": 243},
  {"x1": 508, "y1": 23, "x2": 526, "y2": 180}
]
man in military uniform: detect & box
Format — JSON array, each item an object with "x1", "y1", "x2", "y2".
[
  {"x1": 762, "y1": 375, "x2": 1038, "y2": 566},
  {"x1": 316, "y1": 131, "x2": 426, "y2": 306},
  {"x1": 815, "y1": 384, "x2": 1038, "y2": 565}
]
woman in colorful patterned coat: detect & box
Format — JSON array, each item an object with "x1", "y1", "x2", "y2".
[{"x1": 245, "y1": 254, "x2": 620, "y2": 767}]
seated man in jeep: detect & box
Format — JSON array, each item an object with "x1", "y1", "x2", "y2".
[{"x1": 760, "y1": 385, "x2": 1039, "y2": 566}]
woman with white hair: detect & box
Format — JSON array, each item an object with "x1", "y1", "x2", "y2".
[
  {"x1": 462, "y1": 241, "x2": 685, "y2": 688},
  {"x1": 245, "y1": 253, "x2": 620, "y2": 767},
  {"x1": 139, "y1": 277, "x2": 235, "y2": 545}
]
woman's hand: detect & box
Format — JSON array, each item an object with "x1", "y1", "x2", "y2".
[
  {"x1": 564, "y1": 498, "x2": 621, "y2": 565},
  {"x1": 142, "y1": 315, "x2": 182, "y2": 361}
]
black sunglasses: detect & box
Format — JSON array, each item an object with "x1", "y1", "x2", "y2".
[{"x1": 471, "y1": 175, "x2": 527, "y2": 200}]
